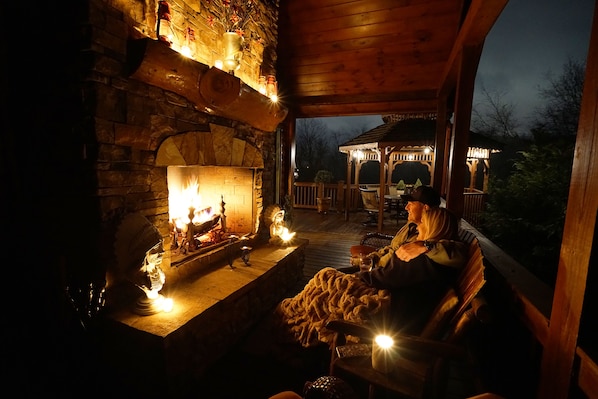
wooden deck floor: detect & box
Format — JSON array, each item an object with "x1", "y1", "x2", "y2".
[{"x1": 195, "y1": 209, "x2": 477, "y2": 399}]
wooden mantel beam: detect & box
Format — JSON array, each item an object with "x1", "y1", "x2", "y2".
[{"x1": 127, "y1": 39, "x2": 288, "y2": 132}]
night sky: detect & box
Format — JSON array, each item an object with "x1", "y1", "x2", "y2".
[{"x1": 318, "y1": 0, "x2": 594, "y2": 134}]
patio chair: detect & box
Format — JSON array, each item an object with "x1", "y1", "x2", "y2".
[{"x1": 360, "y1": 188, "x2": 387, "y2": 226}]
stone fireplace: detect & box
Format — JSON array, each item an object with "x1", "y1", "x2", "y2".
[
  {"x1": 66, "y1": 1, "x2": 307, "y2": 395},
  {"x1": 3, "y1": 1, "x2": 303, "y2": 397},
  {"x1": 77, "y1": 0, "x2": 290, "y2": 291}
]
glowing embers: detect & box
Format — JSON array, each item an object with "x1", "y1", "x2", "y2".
[{"x1": 170, "y1": 205, "x2": 222, "y2": 255}]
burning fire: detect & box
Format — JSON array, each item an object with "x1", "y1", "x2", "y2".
[
  {"x1": 169, "y1": 176, "x2": 218, "y2": 229},
  {"x1": 168, "y1": 173, "x2": 224, "y2": 255}
]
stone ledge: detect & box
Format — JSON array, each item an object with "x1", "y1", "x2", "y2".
[{"x1": 100, "y1": 238, "x2": 307, "y2": 397}]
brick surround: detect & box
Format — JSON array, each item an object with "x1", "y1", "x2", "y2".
[
  {"x1": 80, "y1": 0, "x2": 283, "y2": 287},
  {"x1": 73, "y1": 1, "x2": 303, "y2": 390}
]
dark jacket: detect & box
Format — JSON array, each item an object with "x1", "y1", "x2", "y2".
[{"x1": 357, "y1": 253, "x2": 459, "y2": 334}]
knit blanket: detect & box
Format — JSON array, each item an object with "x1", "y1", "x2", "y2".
[{"x1": 274, "y1": 267, "x2": 391, "y2": 348}]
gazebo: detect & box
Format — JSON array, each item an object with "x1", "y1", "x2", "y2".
[{"x1": 338, "y1": 115, "x2": 502, "y2": 228}]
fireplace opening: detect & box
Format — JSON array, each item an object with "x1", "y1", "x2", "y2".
[{"x1": 167, "y1": 165, "x2": 258, "y2": 266}]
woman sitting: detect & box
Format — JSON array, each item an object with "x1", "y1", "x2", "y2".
[{"x1": 274, "y1": 207, "x2": 467, "y2": 347}]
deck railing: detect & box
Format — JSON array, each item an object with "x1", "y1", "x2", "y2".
[{"x1": 293, "y1": 182, "x2": 487, "y2": 227}]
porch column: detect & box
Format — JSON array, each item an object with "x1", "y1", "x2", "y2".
[{"x1": 446, "y1": 44, "x2": 482, "y2": 219}]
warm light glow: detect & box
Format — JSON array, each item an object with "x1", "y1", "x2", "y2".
[
  {"x1": 424, "y1": 146, "x2": 431, "y2": 154},
  {"x1": 181, "y1": 45, "x2": 192, "y2": 58},
  {"x1": 146, "y1": 289, "x2": 161, "y2": 300},
  {"x1": 372, "y1": 334, "x2": 395, "y2": 373},
  {"x1": 215, "y1": 59, "x2": 223, "y2": 70},
  {"x1": 467, "y1": 147, "x2": 490, "y2": 160},
  {"x1": 168, "y1": 170, "x2": 221, "y2": 230},
  {"x1": 375, "y1": 334, "x2": 394, "y2": 349},
  {"x1": 269, "y1": 208, "x2": 296, "y2": 244},
  {"x1": 162, "y1": 297, "x2": 174, "y2": 312},
  {"x1": 354, "y1": 150, "x2": 365, "y2": 160},
  {"x1": 269, "y1": 94, "x2": 278, "y2": 103},
  {"x1": 258, "y1": 75, "x2": 267, "y2": 94},
  {"x1": 280, "y1": 230, "x2": 296, "y2": 242},
  {"x1": 266, "y1": 75, "x2": 277, "y2": 98}
]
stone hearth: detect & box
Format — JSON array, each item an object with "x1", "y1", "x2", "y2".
[{"x1": 101, "y1": 239, "x2": 307, "y2": 397}]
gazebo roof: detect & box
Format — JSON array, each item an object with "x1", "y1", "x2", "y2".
[
  {"x1": 469, "y1": 132, "x2": 504, "y2": 151},
  {"x1": 339, "y1": 118, "x2": 503, "y2": 153}
]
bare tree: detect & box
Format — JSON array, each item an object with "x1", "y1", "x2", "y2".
[
  {"x1": 532, "y1": 58, "x2": 585, "y2": 137},
  {"x1": 296, "y1": 118, "x2": 377, "y2": 182},
  {"x1": 471, "y1": 84, "x2": 521, "y2": 141},
  {"x1": 295, "y1": 119, "x2": 332, "y2": 181},
  {"x1": 328, "y1": 122, "x2": 374, "y2": 181}
]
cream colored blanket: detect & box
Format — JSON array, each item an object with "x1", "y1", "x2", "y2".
[{"x1": 275, "y1": 267, "x2": 391, "y2": 347}]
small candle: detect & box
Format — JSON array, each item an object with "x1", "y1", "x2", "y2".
[{"x1": 372, "y1": 334, "x2": 394, "y2": 373}]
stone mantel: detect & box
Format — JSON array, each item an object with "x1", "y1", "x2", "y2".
[
  {"x1": 127, "y1": 38, "x2": 288, "y2": 132},
  {"x1": 101, "y1": 238, "x2": 307, "y2": 397}
]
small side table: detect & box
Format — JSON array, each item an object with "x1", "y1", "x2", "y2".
[{"x1": 332, "y1": 346, "x2": 426, "y2": 399}]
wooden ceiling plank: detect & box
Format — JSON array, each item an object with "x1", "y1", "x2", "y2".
[
  {"x1": 289, "y1": 60, "x2": 446, "y2": 81},
  {"x1": 293, "y1": 90, "x2": 438, "y2": 105},
  {"x1": 282, "y1": 14, "x2": 459, "y2": 48},
  {"x1": 290, "y1": 79, "x2": 439, "y2": 97},
  {"x1": 285, "y1": 0, "x2": 457, "y2": 25},
  {"x1": 280, "y1": 28, "x2": 456, "y2": 61},
  {"x1": 286, "y1": 4, "x2": 459, "y2": 35},
  {"x1": 283, "y1": 45, "x2": 450, "y2": 68}
]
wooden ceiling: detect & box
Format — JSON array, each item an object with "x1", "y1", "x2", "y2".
[{"x1": 276, "y1": 0, "x2": 507, "y2": 118}]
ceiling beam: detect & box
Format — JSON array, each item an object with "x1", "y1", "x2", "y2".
[
  {"x1": 439, "y1": 0, "x2": 509, "y2": 96},
  {"x1": 291, "y1": 96, "x2": 439, "y2": 118}
]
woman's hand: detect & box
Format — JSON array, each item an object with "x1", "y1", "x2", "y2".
[{"x1": 395, "y1": 241, "x2": 428, "y2": 261}]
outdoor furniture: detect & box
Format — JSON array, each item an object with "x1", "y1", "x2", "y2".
[
  {"x1": 327, "y1": 297, "x2": 491, "y2": 399},
  {"x1": 329, "y1": 234, "x2": 488, "y2": 398},
  {"x1": 384, "y1": 193, "x2": 407, "y2": 224},
  {"x1": 360, "y1": 188, "x2": 387, "y2": 226}
]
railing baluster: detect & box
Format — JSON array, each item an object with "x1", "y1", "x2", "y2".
[{"x1": 293, "y1": 183, "x2": 487, "y2": 226}]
